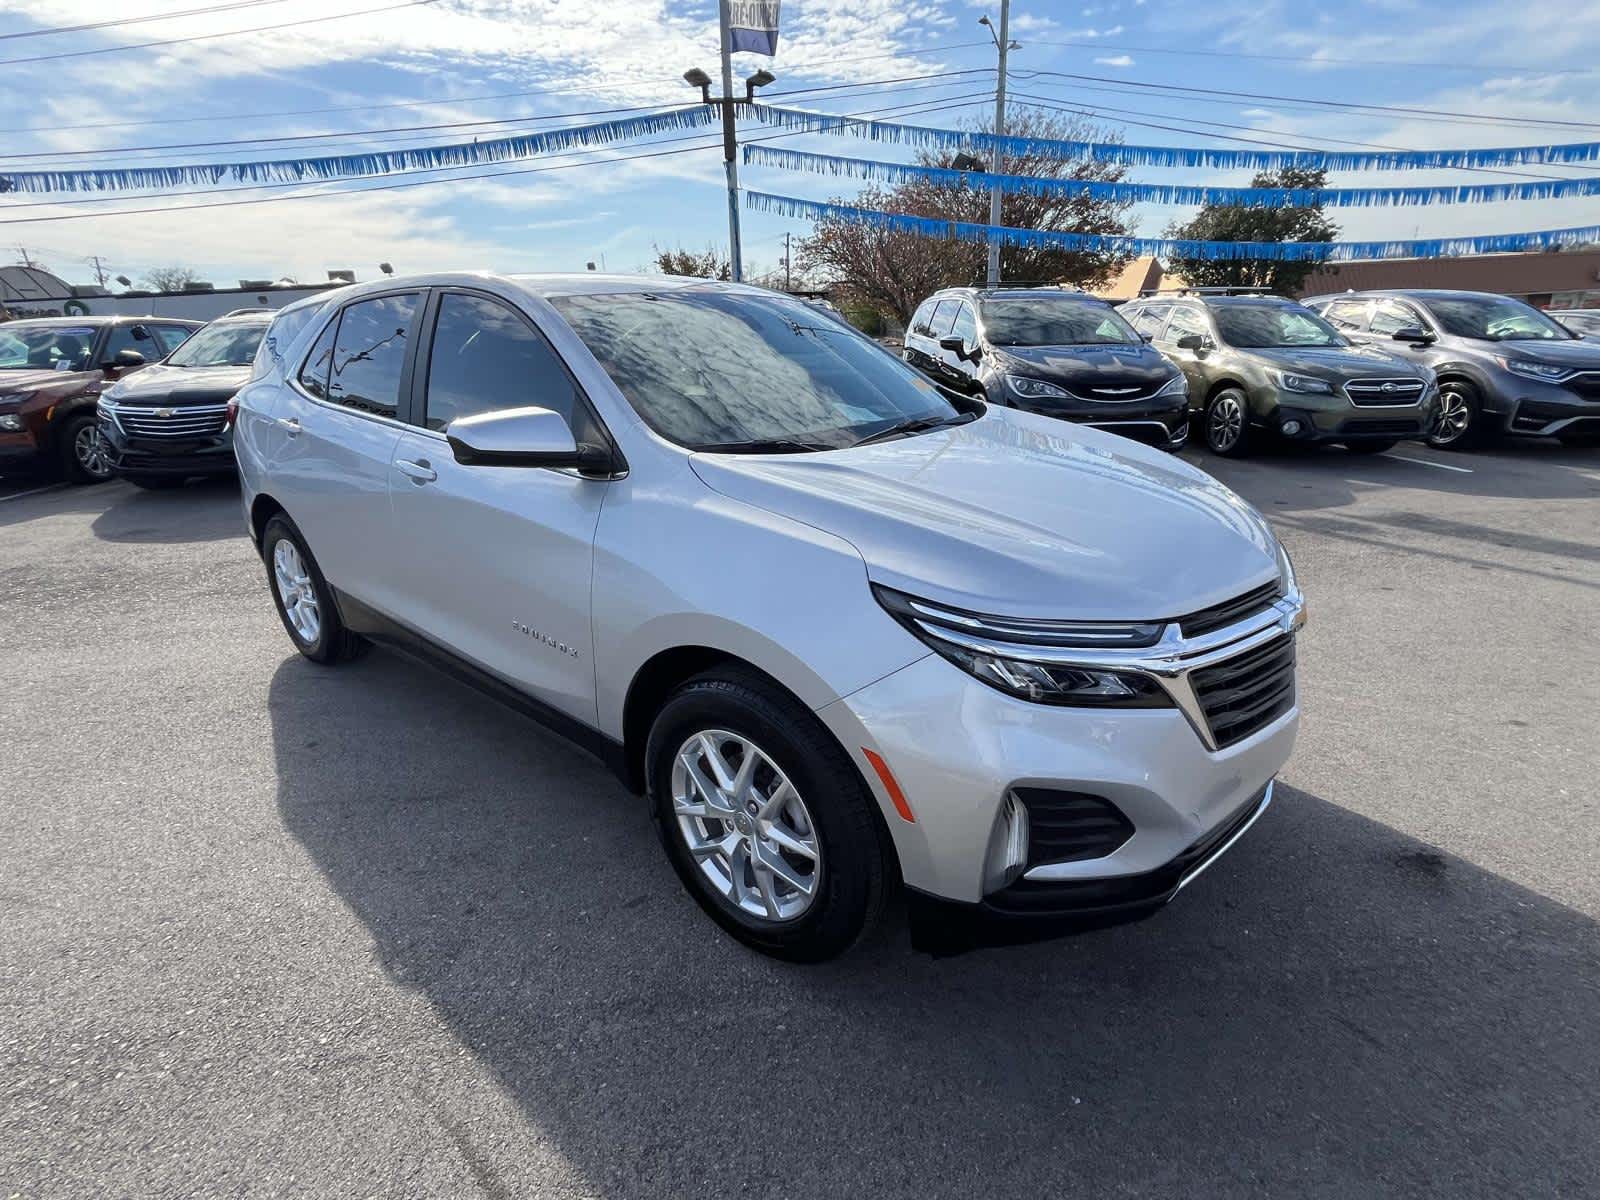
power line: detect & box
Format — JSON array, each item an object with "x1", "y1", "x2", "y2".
[
  {"x1": 1025, "y1": 38, "x2": 1600, "y2": 78},
  {"x1": 0, "y1": 70, "x2": 991, "y2": 162},
  {"x1": 0, "y1": 94, "x2": 993, "y2": 227},
  {"x1": 1012, "y1": 68, "x2": 1600, "y2": 132},
  {"x1": 0, "y1": 0, "x2": 441, "y2": 67},
  {"x1": 0, "y1": 39, "x2": 993, "y2": 135},
  {"x1": 0, "y1": 0, "x2": 294, "y2": 42}
]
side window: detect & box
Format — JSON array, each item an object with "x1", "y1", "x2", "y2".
[
  {"x1": 928, "y1": 299, "x2": 958, "y2": 337},
  {"x1": 297, "y1": 316, "x2": 339, "y2": 400},
  {"x1": 154, "y1": 325, "x2": 195, "y2": 354},
  {"x1": 910, "y1": 301, "x2": 936, "y2": 337},
  {"x1": 102, "y1": 323, "x2": 159, "y2": 364},
  {"x1": 1165, "y1": 306, "x2": 1208, "y2": 342},
  {"x1": 1129, "y1": 304, "x2": 1169, "y2": 338},
  {"x1": 326, "y1": 293, "x2": 420, "y2": 418},
  {"x1": 950, "y1": 302, "x2": 978, "y2": 348},
  {"x1": 424, "y1": 293, "x2": 580, "y2": 433},
  {"x1": 1370, "y1": 299, "x2": 1422, "y2": 335},
  {"x1": 262, "y1": 306, "x2": 317, "y2": 372},
  {"x1": 1322, "y1": 299, "x2": 1371, "y2": 331}
]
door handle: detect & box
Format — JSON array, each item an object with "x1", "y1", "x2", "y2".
[
  {"x1": 395, "y1": 458, "x2": 436, "y2": 483},
  {"x1": 276, "y1": 416, "x2": 301, "y2": 436}
]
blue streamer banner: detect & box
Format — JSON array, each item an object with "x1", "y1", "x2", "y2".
[
  {"x1": 745, "y1": 190, "x2": 1600, "y2": 263},
  {"x1": 742, "y1": 102, "x2": 1600, "y2": 172},
  {"x1": 744, "y1": 144, "x2": 1600, "y2": 209},
  {"x1": 0, "y1": 106, "x2": 716, "y2": 195}
]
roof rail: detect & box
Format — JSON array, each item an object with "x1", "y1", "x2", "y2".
[
  {"x1": 220, "y1": 308, "x2": 271, "y2": 317},
  {"x1": 1136, "y1": 285, "x2": 1278, "y2": 298}
]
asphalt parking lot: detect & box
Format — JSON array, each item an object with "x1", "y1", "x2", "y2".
[{"x1": 3, "y1": 440, "x2": 1599, "y2": 1198}]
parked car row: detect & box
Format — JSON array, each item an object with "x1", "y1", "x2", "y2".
[{"x1": 899, "y1": 285, "x2": 1600, "y2": 456}]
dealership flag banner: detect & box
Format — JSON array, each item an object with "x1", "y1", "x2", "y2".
[{"x1": 727, "y1": 0, "x2": 780, "y2": 54}]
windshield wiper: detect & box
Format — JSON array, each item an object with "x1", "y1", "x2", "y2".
[
  {"x1": 851, "y1": 412, "x2": 973, "y2": 448},
  {"x1": 695, "y1": 437, "x2": 838, "y2": 454}
]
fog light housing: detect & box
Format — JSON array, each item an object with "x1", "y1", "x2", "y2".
[
  {"x1": 1281, "y1": 419, "x2": 1303, "y2": 436},
  {"x1": 984, "y1": 791, "x2": 1030, "y2": 891},
  {"x1": 0, "y1": 413, "x2": 24, "y2": 432}
]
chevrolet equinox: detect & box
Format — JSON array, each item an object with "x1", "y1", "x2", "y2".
[{"x1": 237, "y1": 273, "x2": 1305, "y2": 961}]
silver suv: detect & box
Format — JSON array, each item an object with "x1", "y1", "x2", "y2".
[{"x1": 236, "y1": 273, "x2": 1303, "y2": 961}]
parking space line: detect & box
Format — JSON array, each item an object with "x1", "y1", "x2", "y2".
[
  {"x1": 0, "y1": 483, "x2": 66, "y2": 503},
  {"x1": 1379, "y1": 453, "x2": 1474, "y2": 474}
]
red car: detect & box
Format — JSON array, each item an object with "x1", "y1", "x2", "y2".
[{"x1": 0, "y1": 316, "x2": 202, "y2": 483}]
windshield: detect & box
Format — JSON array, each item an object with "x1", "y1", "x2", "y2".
[
  {"x1": 980, "y1": 297, "x2": 1140, "y2": 347},
  {"x1": 1213, "y1": 304, "x2": 1345, "y2": 348},
  {"x1": 551, "y1": 290, "x2": 960, "y2": 451},
  {"x1": 1555, "y1": 311, "x2": 1600, "y2": 336},
  {"x1": 0, "y1": 323, "x2": 97, "y2": 371},
  {"x1": 168, "y1": 321, "x2": 268, "y2": 367},
  {"x1": 1425, "y1": 296, "x2": 1575, "y2": 341}
]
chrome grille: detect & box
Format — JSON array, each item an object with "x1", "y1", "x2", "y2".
[
  {"x1": 1345, "y1": 377, "x2": 1427, "y2": 407},
  {"x1": 115, "y1": 403, "x2": 229, "y2": 439},
  {"x1": 1191, "y1": 634, "x2": 1297, "y2": 749},
  {"x1": 1069, "y1": 381, "x2": 1164, "y2": 403}
]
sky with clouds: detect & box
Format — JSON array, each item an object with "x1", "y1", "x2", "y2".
[{"x1": 0, "y1": 0, "x2": 1596, "y2": 290}]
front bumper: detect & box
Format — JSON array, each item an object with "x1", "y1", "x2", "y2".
[
  {"x1": 1000, "y1": 390, "x2": 1190, "y2": 450},
  {"x1": 1492, "y1": 376, "x2": 1600, "y2": 438},
  {"x1": 99, "y1": 406, "x2": 237, "y2": 477},
  {"x1": 1251, "y1": 384, "x2": 1436, "y2": 443},
  {"x1": 0, "y1": 428, "x2": 45, "y2": 471},
  {"x1": 816, "y1": 648, "x2": 1298, "y2": 907}
]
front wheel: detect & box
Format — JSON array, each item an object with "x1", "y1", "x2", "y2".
[
  {"x1": 1342, "y1": 440, "x2": 1397, "y2": 454},
  {"x1": 261, "y1": 514, "x2": 367, "y2": 665},
  {"x1": 58, "y1": 414, "x2": 114, "y2": 484},
  {"x1": 1429, "y1": 381, "x2": 1485, "y2": 450},
  {"x1": 646, "y1": 668, "x2": 892, "y2": 962},
  {"x1": 1204, "y1": 388, "x2": 1252, "y2": 457}
]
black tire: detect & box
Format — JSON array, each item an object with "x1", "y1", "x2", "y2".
[
  {"x1": 1204, "y1": 387, "x2": 1252, "y2": 457},
  {"x1": 128, "y1": 476, "x2": 188, "y2": 490},
  {"x1": 1429, "y1": 380, "x2": 1487, "y2": 450},
  {"x1": 646, "y1": 667, "x2": 893, "y2": 962},
  {"x1": 1342, "y1": 440, "x2": 1398, "y2": 454},
  {"x1": 57, "y1": 412, "x2": 114, "y2": 484},
  {"x1": 260, "y1": 514, "x2": 367, "y2": 665}
]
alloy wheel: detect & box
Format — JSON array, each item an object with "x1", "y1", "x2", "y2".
[
  {"x1": 1432, "y1": 387, "x2": 1471, "y2": 446},
  {"x1": 1208, "y1": 393, "x2": 1244, "y2": 452},
  {"x1": 74, "y1": 423, "x2": 113, "y2": 480},
  {"x1": 272, "y1": 538, "x2": 322, "y2": 645},
  {"x1": 671, "y1": 729, "x2": 821, "y2": 923}
]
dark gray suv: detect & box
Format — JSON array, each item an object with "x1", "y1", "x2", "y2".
[{"x1": 1307, "y1": 290, "x2": 1600, "y2": 449}]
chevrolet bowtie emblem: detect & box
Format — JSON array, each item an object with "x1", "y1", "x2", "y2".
[{"x1": 156, "y1": 407, "x2": 176, "y2": 417}]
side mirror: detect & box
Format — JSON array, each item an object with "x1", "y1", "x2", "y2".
[
  {"x1": 1175, "y1": 333, "x2": 1208, "y2": 352},
  {"x1": 1139, "y1": 331, "x2": 1154, "y2": 343},
  {"x1": 938, "y1": 334, "x2": 979, "y2": 362},
  {"x1": 1392, "y1": 326, "x2": 1435, "y2": 345},
  {"x1": 445, "y1": 406, "x2": 614, "y2": 473},
  {"x1": 104, "y1": 348, "x2": 146, "y2": 373}
]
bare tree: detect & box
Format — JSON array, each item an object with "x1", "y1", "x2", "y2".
[
  {"x1": 795, "y1": 110, "x2": 1137, "y2": 324},
  {"x1": 141, "y1": 266, "x2": 202, "y2": 293}
]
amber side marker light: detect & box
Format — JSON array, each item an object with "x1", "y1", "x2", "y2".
[{"x1": 861, "y1": 748, "x2": 916, "y2": 823}]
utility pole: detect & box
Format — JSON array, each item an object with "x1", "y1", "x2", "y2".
[
  {"x1": 718, "y1": 0, "x2": 743, "y2": 282},
  {"x1": 783, "y1": 231, "x2": 791, "y2": 292},
  {"x1": 87, "y1": 255, "x2": 110, "y2": 287},
  {"x1": 982, "y1": 0, "x2": 1012, "y2": 288},
  {"x1": 15, "y1": 245, "x2": 39, "y2": 269}
]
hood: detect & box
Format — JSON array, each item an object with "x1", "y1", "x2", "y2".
[
  {"x1": 989, "y1": 342, "x2": 1177, "y2": 388},
  {"x1": 689, "y1": 409, "x2": 1280, "y2": 621},
  {"x1": 1244, "y1": 343, "x2": 1426, "y2": 380},
  {"x1": 107, "y1": 363, "x2": 249, "y2": 405},
  {"x1": 1487, "y1": 337, "x2": 1600, "y2": 368},
  {"x1": 0, "y1": 367, "x2": 96, "y2": 396}
]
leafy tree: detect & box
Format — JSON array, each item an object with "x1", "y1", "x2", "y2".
[
  {"x1": 1163, "y1": 167, "x2": 1340, "y2": 294},
  {"x1": 141, "y1": 266, "x2": 203, "y2": 293},
  {"x1": 652, "y1": 244, "x2": 731, "y2": 281},
  {"x1": 795, "y1": 110, "x2": 1137, "y2": 324}
]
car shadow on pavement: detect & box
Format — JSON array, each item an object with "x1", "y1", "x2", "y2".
[
  {"x1": 89, "y1": 476, "x2": 241, "y2": 544},
  {"x1": 268, "y1": 649, "x2": 1600, "y2": 1197}
]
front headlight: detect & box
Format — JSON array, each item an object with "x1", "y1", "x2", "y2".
[
  {"x1": 1007, "y1": 375, "x2": 1072, "y2": 401},
  {"x1": 1276, "y1": 371, "x2": 1333, "y2": 395},
  {"x1": 1497, "y1": 357, "x2": 1573, "y2": 383},
  {"x1": 1155, "y1": 374, "x2": 1187, "y2": 398},
  {"x1": 0, "y1": 413, "x2": 24, "y2": 432},
  {"x1": 874, "y1": 585, "x2": 1172, "y2": 708},
  {"x1": 1275, "y1": 540, "x2": 1297, "y2": 593}
]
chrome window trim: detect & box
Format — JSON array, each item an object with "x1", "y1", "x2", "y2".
[{"x1": 905, "y1": 590, "x2": 1305, "y2": 751}]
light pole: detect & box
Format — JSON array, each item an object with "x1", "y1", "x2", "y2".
[
  {"x1": 979, "y1": 4, "x2": 1018, "y2": 288},
  {"x1": 683, "y1": 57, "x2": 775, "y2": 284}
]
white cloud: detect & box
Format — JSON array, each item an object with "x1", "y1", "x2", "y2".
[{"x1": 1094, "y1": 54, "x2": 1135, "y2": 68}]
